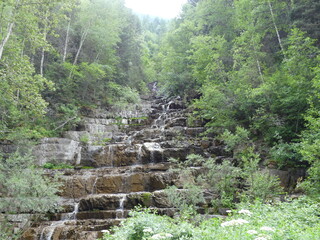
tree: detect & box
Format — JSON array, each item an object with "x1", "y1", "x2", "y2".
[{"x1": 0, "y1": 151, "x2": 61, "y2": 238}]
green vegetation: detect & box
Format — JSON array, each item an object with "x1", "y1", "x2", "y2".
[
  {"x1": 155, "y1": 0, "x2": 320, "y2": 176},
  {"x1": 101, "y1": 197, "x2": 320, "y2": 240},
  {"x1": 168, "y1": 154, "x2": 282, "y2": 212},
  {"x1": 0, "y1": 151, "x2": 61, "y2": 238},
  {"x1": 0, "y1": 0, "x2": 160, "y2": 142},
  {"x1": 1, "y1": 0, "x2": 320, "y2": 238}
]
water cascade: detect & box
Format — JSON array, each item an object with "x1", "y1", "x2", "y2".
[{"x1": 18, "y1": 96, "x2": 225, "y2": 240}]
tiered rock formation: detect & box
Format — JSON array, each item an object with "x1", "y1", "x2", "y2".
[{"x1": 19, "y1": 95, "x2": 223, "y2": 240}]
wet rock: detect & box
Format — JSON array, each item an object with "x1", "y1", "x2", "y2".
[
  {"x1": 79, "y1": 194, "x2": 127, "y2": 211},
  {"x1": 60, "y1": 175, "x2": 97, "y2": 198},
  {"x1": 96, "y1": 175, "x2": 123, "y2": 194}
]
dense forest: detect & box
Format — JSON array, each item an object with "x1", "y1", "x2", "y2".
[
  {"x1": 0, "y1": 0, "x2": 168, "y2": 142},
  {"x1": 0, "y1": 0, "x2": 320, "y2": 239}
]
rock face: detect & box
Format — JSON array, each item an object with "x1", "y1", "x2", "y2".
[
  {"x1": 3, "y1": 95, "x2": 303, "y2": 239},
  {"x1": 33, "y1": 138, "x2": 82, "y2": 165},
  {"x1": 14, "y1": 96, "x2": 226, "y2": 240}
]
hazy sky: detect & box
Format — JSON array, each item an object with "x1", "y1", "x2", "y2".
[{"x1": 125, "y1": 0, "x2": 188, "y2": 19}]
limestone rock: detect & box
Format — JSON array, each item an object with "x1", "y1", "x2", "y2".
[{"x1": 33, "y1": 138, "x2": 82, "y2": 166}]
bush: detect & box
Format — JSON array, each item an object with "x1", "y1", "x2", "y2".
[
  {"x1": 240, "y1": 148, "x2": 283, "y2": 202},
  {"x1": 101, "y1": 197, "x2": 320, "y2": 240},
  {"x1": 0, "y1": 151, "x2": 61, "y2": 238},
  {"x1": 101, "y1": 208, "x2": 195, "y2": 240}
]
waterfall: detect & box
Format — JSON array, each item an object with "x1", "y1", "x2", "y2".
[
  {"x1": 107, "y1": 145, "x2": 115, "y2": 167},
  {"x1": 116, "y1": 195, "x2": 127, "y2": 219},
  {"x1": 92, "y1": 177, "x2": 98, "y2": 194},
  {"x1": 136, "y1": 144, "x2": 143, "y2": 164},
  {"x1": 40, "y1": 221, "x2": 65, "y2": 240},
  {"x1": 61, "y1": 202, "x2": 79, "y2": 221}
]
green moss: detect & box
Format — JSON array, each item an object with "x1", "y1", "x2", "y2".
[
  {"x1": 141, "y1": 192, "x2": 153, "y2": 206},
  {"x1": 81, "y1": 166, "x2": 95, "y2": 169}
]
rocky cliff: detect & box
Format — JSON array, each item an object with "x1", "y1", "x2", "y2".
[
  {"x1": 5, "y1": 94, "x2": 303, "y2": 240},
  {"x1": 13, "y1": 95, "x2": 220, "y2": 240}
]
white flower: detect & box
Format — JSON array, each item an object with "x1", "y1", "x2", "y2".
[
  {"x1": 226, "y1": 210, "x2": 232, "y2": 213},
  {"x1": 238, "y1": 209, "x2": 253, "y2": 216},
  {"x1": 247, "y1": 230, "x2": 258, "y2": 235},
  {"x1": 101, "y1": 230, "x2": 109, "y2": 234},
  {"x1": 260, "y1": 226, "x2": 275, "y2": 232},
  {"x1": 151, "y1": 233, "x2": 173, "y2": 239},
  {"x1": 221, "y1": 218, "x2": 249, "y2": 227},
  {"x1": 143, "y1": 227, "x2": 153, "y2": 233}
]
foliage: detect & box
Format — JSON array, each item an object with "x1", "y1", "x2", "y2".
[
  {"x1": 240, "y1": 148, "x2": 283, "y2": 201},
  {"x1": 101, "y1": 197, "x2": 320, "y2": 240},
  {"x1": 168, "y1": 153, "x2": 283, "y2": 212},
  {"x1": 0, "y1": 0, "x2": 151, "y2": 141},
  {"x1": 298, "y1": 55, "x2": 320, "y2": 197},
  {"x1": 219, "y1": 126, "x2": 251, "y2": 157},
  {"x1": 106, "y1": 82, "x2": 141, "y2": 109},
  {"x1": 0, "y1": 151, "x2": 61, "y2": 238},
  {"x1": 270, "y1": 141, "x2": 301, "y2": 169},
  {"x1": 101, "y1": 207, "x2": 195, "y2": 240},
  {"x1": 0, "y1": 54, "x2": 53, "y2": 140}
]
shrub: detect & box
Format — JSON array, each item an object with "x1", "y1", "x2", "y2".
[
  {"x1": 101, "y1": 208, "x2": 195, "y2": 240},
  {"x1": 101, "y1": 197, "x2": 320, "y2": 240}
]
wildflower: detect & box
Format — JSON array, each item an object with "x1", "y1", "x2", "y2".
[
  {"x1": 221, "y1": 219, "x2": 249, "y2": 227},
  {"x1": 260, "y1": 226, "x2": 275, "y2": 232},
  {"x1": 101, "y1": 230, "x2": 110, "y2": 234},
  {"x1": 226, "y1": 210, "x2": 232, "y2": 213},
  {"x1": 238, "y1": 209, "x2": 253, "y2": 216},
  {"x1": 151, "y1": 233, "x2": 173, "y2": 239},
  {"x1": 143, "y1": 227, "x2": 153, "y2": 233},
  {"x1": 247, "y1": 230, "x2": 258, "y2": 235}
]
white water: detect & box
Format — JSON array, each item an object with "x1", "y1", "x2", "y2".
[
  {"x1": 116, "y1": 195, "x2": 127, "y2": 219},
  {"x1": 40, "y1": 221, "x2": 65, "y2": 240},
  {"x1": 136, "y1": 144, "x2": 143, "y2": 164},
  {"x1": 61, "y1": 202, "x2": 79, "y2": 221},
  {"x1": 92, "y1": 177, "x2": 98, "y2": 194},
  {"x1": 107, "y1": 145, "x2": 115, "y2": 167}
]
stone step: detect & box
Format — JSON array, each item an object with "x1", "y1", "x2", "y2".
[
  {"x1": 30, "y1": 219, "x2": 123, "y2": 240},
  {"x1": 77, "y1": 191, "x2": 174, "y2": 212},
  {"x1": 58, "y1": 165, "x2": 176, "y2": 198}
]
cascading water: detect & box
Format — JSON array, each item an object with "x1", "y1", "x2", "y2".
[
  {"x1": 92, "y1": 177, "x2": 98, "y2": 194},
  {"x1": 116, "y1": 195, "x2": 127, "y2": 219},
  {"x1": 136, "y1": 144, "x2": 143, "y2": 164},
  {"x1": 26, "y1": 95, "x2": 211, "y2": 240},
  {"x1": 107, "y1": 145, "x2": 115, "y2": 167}
]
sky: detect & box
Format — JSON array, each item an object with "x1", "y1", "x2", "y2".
[{"x1": 125, "y1": 0, "x2": 188, "y2": 19}]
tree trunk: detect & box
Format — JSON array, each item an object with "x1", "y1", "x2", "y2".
[
  {"x1": 68, "y1": 27, "x2": 89, "y2": 78},
  {"x1": 73, "y1": 27, "x2": 89, "y2": 65},
  {"x1": 267, "y1": 0, "x2": 286, "y2": 59},
  {"x1": 40, "y1": 46, "x2": 45, "y2": 76},
  {"x1": 62, "y1": 19, "x2": 71, "y2": 62},
  {"x1": 256, "y1": 59, "x2": 264, "y2": 82},
  {"x1": 0, "y1": 22, "x2": 14, "y2": 60},
  {"x1": 0, "y1": 0, "x2": 21, "y2": 60},
  {"x1": 40, "y1": 14, "x2": 48, "y2": 77}
]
